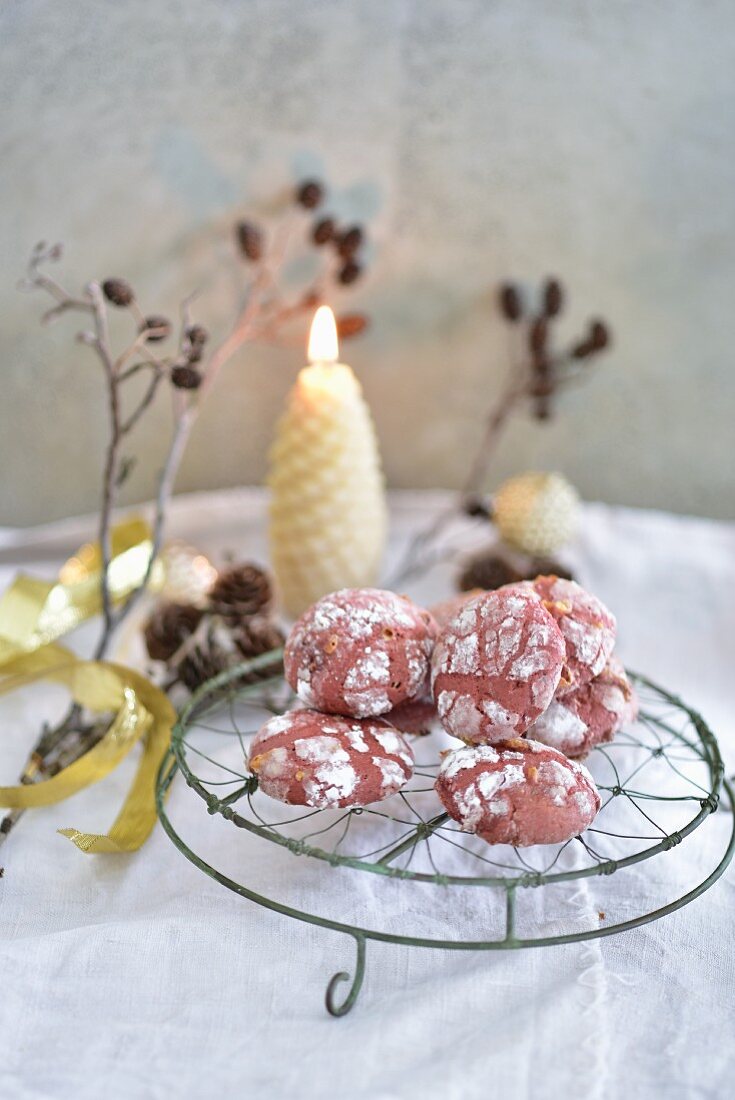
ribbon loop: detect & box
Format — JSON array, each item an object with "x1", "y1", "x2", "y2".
[{"x1": 0, "y1": 519, "x2": 175, "y2": 853}]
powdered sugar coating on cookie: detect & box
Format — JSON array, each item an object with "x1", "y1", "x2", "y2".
[
  {"x1": 249, "y1": 709, "x2": 414, "y2": 808},
  {"x1": 429, "y1": 590, "x2": 482, "y2": 629},
  {"x1": 435, "y1": 738, "x2": 600, "y2": 846},
  {"x1": 530, "y1": 654, "x2": 636, "y2": 757},
  {"x1": 431, "y1": 588, "x2": 566, "y2": 744},
  {"x1": 284, "y1": 588, "x2": 438, "y2": 718},
  {"x1": 529, "y1": 576, "x2": 616, "y2": 695}
]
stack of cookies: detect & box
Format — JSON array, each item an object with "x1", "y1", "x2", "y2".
[{"x1": 247, "y1": 579, "x2": 637, "y2": 848}]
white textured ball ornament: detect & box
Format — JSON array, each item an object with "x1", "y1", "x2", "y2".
[
  {"x1": 268, "y1": 362, "x2": 387, "y2": 617},
  {"x1": 493, "y1": 471, "x2": 580, "y2": 556},
  {"x1": 160, "y1": 541, "x2": 218, "y2": 608}
]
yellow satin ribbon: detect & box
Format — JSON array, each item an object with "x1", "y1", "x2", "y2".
[
  {"x1": 0, "y1": 517, "x2": 158, "y2": 659},
  {"x1": 0, "y1": 646, "x2": 175, "y2": 851},
  {"x1": 0, "y1": 519, "x2": 175, "y2": 853}
]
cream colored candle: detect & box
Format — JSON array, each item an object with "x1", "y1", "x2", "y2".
[{"x1": 268, "y1": 306, "x2": 387, "y2": 617}]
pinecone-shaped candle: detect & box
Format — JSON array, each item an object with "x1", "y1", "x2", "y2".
[{"x1": 268, "y1": 306, "x2": 387, "y2": 616}]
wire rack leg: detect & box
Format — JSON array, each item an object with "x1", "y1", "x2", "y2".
[{"x1": 325, "y1": 933, "x2": 367, "y2": 1017}]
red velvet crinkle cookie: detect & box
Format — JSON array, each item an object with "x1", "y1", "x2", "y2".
[
  {"x1": 384, "y1": 697, "x2": 437, "y2": 736},
  {"x1": 284, "y1": 588, "x2": 438, "y2": 718},
  {"x1": 431, "y1": 588, "x2": 566, "y2": 744},
  {"x1": 429, "y1": 590, "x2": 482, "y2": 629},
  {"x1": 382, "y1": 671, "x2": 437, "y2": 735},
  {"x1": 248, "y1": 709, "x2": 414, "y2": 808},
  {"x1": 528, "y1": 576, "x2": 616, "y2": 695},
  {"x1": 435, "y1": 739, "x2": 600, "y2": 846},
  {"x1": 530, "y1": 654, "x2": 636, "y2": 757}
]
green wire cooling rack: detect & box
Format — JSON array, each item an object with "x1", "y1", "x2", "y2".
[{"x1": 155, "y1": 650, "x2": 735, "y2": 1016}]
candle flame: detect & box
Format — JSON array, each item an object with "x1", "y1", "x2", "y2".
[{"x1": 308, "y1": 305, "x2": 339, "y2": 364}]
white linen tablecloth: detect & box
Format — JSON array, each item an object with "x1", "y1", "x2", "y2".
[{"x1": 0, "y1": 489, "x2": 733, "y2": 1100}]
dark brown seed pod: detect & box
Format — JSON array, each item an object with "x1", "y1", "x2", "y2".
[
  {"x1": 499, "y1": 283, "x2": 523, "y2": 322},
  {"x1": 336, "y1": 225, "x2": 363, "y2": 258},
  {"x1": 529, "y1": 317, "x2": 548, "y2": 355},
  {"x1": 589, "y1": 319, "x2": 610, "y2": 351},
  {"x1": 571, "y1": 339, "x2": 595, "y2": 360},
  {"x1": 102, "y1": 278, "x2": 135, "y2": 307},
  {"x1": 338, "y1": 260, "x2": 362, "y2": 285},
  {"x1": 140, "y1": 315, "x2": 171, "y2": 342},
  {"x1": 312, "y1": 217, "x2": 335, "y2": 245},
  {"x1": 543, "y1": 278, "x2": 564, "y2": 318},
  {"x1": 335, "y1": 313, "x2": 369, "y2": 339},
  {"x1": 186, "y1": 323, "x2": 208, "y2": 346},
  {"x1": 236, "y1": 221, "x2": 263, "y2": 261},
  {"x1": 171, "y1": 364, "x2": 202, "y2": 389},
  {"x1": 186, "y1": 345, "x2": 203, "y2": 364},
  {"x1": 296, "y1": 180, "x2": 324, "y2": 209}
]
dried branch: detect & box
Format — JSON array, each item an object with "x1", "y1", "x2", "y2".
[
  {"x1": 120, "y1": 369, "x2": 164, "y2": 434},
  {"x1": 106, "y1": 396, "x2": 195, "y2": 641},
  {"x1": 1, "y1": 180, "x2": 373, "y2": 860},
  {"x1": 390, "y1": 277, "x2": 613, "y2": 585}
]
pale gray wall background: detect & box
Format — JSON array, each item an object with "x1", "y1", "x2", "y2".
[{"x1": 1, "y1": 0, "x2": 734, "y2": 526}]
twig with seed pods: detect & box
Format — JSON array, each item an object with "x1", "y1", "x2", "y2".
[
  {"x1": 465, "y1": 277, "x2": 611, "y2": 498},
  {"x1": 1, "y1": 179, "x2": 372, "y2": 861},
  {"x1": 388, "y1": 277, "x2": 612, "y2": 585}
]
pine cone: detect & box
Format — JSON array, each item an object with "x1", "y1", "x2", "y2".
[
  {"x1": 530, "y1": 559, "x2": 575, "y2": 582},
  {"x1": 234, "y1": 616, "x2": 286, "y2": 681},
  {"x1": 176, "y1": 635, "x2": 232, "y2": 693},
  {"x1": 144, "y1": 602, "x2": 203, "y2": 662},
  {"x1": 458, "y1": 554, "x2": 520, "y2": 593},
  {"x1": 208, "y1": 563, "x2": 273, "y2": 623}
]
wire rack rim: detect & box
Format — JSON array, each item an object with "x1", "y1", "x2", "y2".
[
  {"x1": 156, "y1": 754, "x2": 735, "y2": 951},
  {"x1": 168, "y1": 663, "x2": 726, "y2": 890}
]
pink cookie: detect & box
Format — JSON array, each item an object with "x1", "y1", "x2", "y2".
[
  {"x1": 530, "y1": 655, "x2": 636, "y2": 757},
  {"x1": 284, "y1": 588, "x2": 438, "y2": 718},
  {"x1": 431, "y1": 588, "x2": 566, "y2": 744},
  {"x1": 384, "y1": 697, "x2": 438, "y2": 736},
  {"x1": 383, "y1": 669, "x2": 438, "y2": 735},
  {"x1": 528, "y1": 576, "x2": 616, "y2": 695},
  {"x1": 435, "y1": 739, "x2": 600, "y2": 846},
  {"x1": 248, "y1": 709, "x2": 414, "y2": 808},
  {"x1": 429, "y1": 590, "x2": 482, "y2": 629}
]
